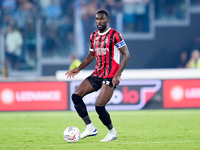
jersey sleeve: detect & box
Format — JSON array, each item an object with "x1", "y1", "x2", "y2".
[
  {"x1": 114, "y1": 32, "x2": 126, "y2": 49},
  {"x1": 89, "y1": 32, "x2": 95, "y2": 51}
]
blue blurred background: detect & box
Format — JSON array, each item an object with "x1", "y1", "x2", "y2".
[{"x1": 0, "y1": 0, "x2": 200, "y2": 77}]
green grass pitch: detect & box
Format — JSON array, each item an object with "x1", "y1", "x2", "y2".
[{"x1": 0, "y1": 109, "x2": 200, "y2": 150}]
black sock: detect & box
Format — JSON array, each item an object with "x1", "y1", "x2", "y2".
[{"x1": 95, "y1": 106, "x2": 113, "y2": 129}]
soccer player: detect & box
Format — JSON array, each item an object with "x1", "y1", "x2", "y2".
[{"x1": 65, "y1": 9, "x2": 130, "y2": 142}]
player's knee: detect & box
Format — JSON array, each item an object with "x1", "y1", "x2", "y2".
[
  {"x1": 72, "y1": 93, "x2": 82, "y2": 104},
  {"x1": 72, "y1": 94, "x2": 88, "y2": 118}
]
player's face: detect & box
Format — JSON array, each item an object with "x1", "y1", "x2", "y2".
[{"x1": 95, "y1": 13, "x2": 109, "y2": 32}]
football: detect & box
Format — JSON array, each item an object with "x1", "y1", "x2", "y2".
[{"x1": 63, "y1": 126, "x2": 81, "y2": 143}]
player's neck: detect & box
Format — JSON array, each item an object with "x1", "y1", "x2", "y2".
[
  {"x1": 98, "y1": 27, "x2": 110, "y2": 35},
  {"x1": 99, "y1": 26, "x2": 109, "y2": 33}
]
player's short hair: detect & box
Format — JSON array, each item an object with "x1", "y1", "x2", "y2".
[{"x1": 96, "y1": 9, "x2": 109, "y2": 18}]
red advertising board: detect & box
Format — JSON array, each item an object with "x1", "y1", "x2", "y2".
[
  {"x1": 0, "y1": 82, "x2": 68, "y2": 111},
  {"x1": 163, "y1": 79, "x2": 200, "y2": 108}
]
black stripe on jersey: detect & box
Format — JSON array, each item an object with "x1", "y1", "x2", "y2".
[
  {"x1": 108, "y1": 30, "x2": 116, "y2": 75},
  {"x1": 90, "y1": 32, "x2": 95, "y2": 49},
  {"x1": 98, "y1": 35, "x2": 103, "y2": 76},
  {"x1": 94, "y1": 32, "x2": 98, "y2": 49},
  {"x1": 91, "y1": 32, "x2": 95, "y2": 42},
  {"x1": 118, "y1": 32, "x2": 123, "y2": 41},
  {"x1": 114, "y1": 32, "x2": 123, "y2": 44},
  {"x1": 94, "y1": 32, "x2": 99, "y2": 74},
  {"x1": 101, "y1": 31, "x2": 110, "y2": 77},
  {"x1": 91, "y1": 32, "x2": 95, "y2": 39}
]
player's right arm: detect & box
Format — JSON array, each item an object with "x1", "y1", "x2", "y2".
[
  {"x1": 65, "y1": 51, "x2": 95, "y2": 79},
  {"x1": 77, "y1": 51, "x2": 95, "y2": 70}
]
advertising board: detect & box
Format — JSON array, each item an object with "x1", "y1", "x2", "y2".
[
  {"x1": 163, "y1": 79, "x2": 200, "y2": 108},
  {"x1": 0, "y1": 82, "x2": 68, "y2": 111}
]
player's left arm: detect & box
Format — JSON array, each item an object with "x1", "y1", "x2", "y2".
[{"x1": 112, "y1": 45, "x2": 130, "y2": 87}]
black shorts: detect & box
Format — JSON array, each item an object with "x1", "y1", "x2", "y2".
[{"x1": 86, "y1": 75, "x2": 114, "y2": 91}]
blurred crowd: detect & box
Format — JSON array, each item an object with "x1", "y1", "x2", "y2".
[
  {"x1": 177, "y1": 48, "x2": 200, "y2": 69},
  {"x1": 80, "y1": 0, "x2": 150, "y2": 35},
  {"x1": 1, "y1": 0, "x2": 200, "y2": 72},
  {"x1": 1, "y1": 0, "x2": 36, "y2": 70},
  {"x1": 40, "y1": 0, "x2": 74, "y2": 58},
  {"x1": 154, "y1": 0, "x2": 186, "y2": 20},
  {"x1": 1, "y1": 0, "x2": 74, "y2": 71}
]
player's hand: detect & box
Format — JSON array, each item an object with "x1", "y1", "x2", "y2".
[
  {"x1": 65, "y1": 68, "x2": 80, "y2": 79},
  {"x1": 112, "y1": 75, "x2": 120, "y2": 87}
]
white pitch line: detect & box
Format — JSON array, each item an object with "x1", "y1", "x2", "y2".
[
  {"x1": 0, "y1": 140, "x2": 200, "y2": 148},
  {"x1": 129, "y1": 140, "x2": 200, "y2": 144}
]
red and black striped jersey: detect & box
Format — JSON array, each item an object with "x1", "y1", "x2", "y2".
[{"x1": 89, "y1": 28, "x2": 126, "y2": 78}]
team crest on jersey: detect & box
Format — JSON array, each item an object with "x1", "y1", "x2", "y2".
[{"x1": 105, "y1": 38, "x2": 108, "y2": 43}]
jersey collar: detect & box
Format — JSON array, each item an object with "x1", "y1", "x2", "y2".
[{"x1": 98, "y1": 28, "x2": 111, "y2": 35}]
